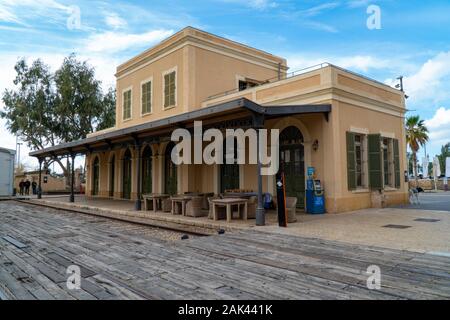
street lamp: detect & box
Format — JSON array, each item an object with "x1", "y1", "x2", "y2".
[
  {"x1": 16, "y1": 142, "x2": 22, "y2": 168},
  {"x1": 395, "y1": 76, "x2": 409, "y2": 99}
]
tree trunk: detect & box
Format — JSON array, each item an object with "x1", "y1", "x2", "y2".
[
  {"x1": 413, "y1": 151, "x2": 418, "y2": 184},
  {"x1": 50, "y1": 158, "x2": 68, "y2": 177}
]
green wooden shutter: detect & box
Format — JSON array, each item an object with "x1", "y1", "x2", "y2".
[
  {"x1": 164, "y1": 74, "x2": 170, "y2": 107},
  {"x1": 393, "y1": 138, "x2": 400, "y2": 188},
  {"x1": 346, "y1": 132, "x2": 356, "y2": 190},
  {"x1": 368, "y1": 134, "x2": 382, "y2": 190}
]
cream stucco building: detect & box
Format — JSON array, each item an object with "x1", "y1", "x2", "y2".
[{"x1": 31, "y1": 27, "x2": 408, "y2": 219}]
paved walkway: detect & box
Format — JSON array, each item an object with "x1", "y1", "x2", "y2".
[
  {"x1": 258, "y1": 207, "x2": 450, "y2": 254},
  {"x1": 392, "y1": 192, "x2": 450, "y2": 212},
  {"x1": 0, "y1": 201, "x2": 449, "y2": 300}
]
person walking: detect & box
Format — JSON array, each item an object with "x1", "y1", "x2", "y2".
[
  {"x1": 24, "y1": 179, "x2": 31, "y2": 195},
  {"x1": 19, "y1": 180, "x2": 24, "y2": 195},
  {"x1": 32, "y1": 180, "x2": 37, "y2": 195}
]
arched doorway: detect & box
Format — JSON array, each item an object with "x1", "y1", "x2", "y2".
[
  {"x1": 141, "y1": 146, "x2": 152, "y2": 194},
  {"x1": 279, "y1": 126, "x2": 305, "y2": 208},
  {"x1": 109, "y1": 154, "x2": 115, "y2": 197},
  {"x1": 164, "y1": 142, "x2": 177, "y2": 195},
  {"x1": 92, "y1": 156, "x2": 100, "y2": 196},
  {"x1": 220, "y1": 137, "x2": 239, "y2": 192},
  {"x1": 122, "y1": 149, "x2": 132, "y2": 199}
]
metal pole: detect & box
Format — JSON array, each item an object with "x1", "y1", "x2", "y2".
[
  {"x1": 135, "y1": 143, "x2": 142, "y2": 211},
  {"x1": 37, "y1": 158, "x2": 42, "y2": 199},
  {"x1": 254, "y1": 113, "x2": 265, "y2": 226},
  {"x1": 17, "y1": 142, "x2": 22, "y2": 168},
  {"x1": 256, "y1": 141, "x2": 265, "y2": 225},
  {"x1": 70, "y1": 153, "x2": 75, "y2": 202}
]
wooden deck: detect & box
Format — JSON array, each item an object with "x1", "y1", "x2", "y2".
[{"x1": 0, "y1": 201, "x2": 449, "y2": 300}]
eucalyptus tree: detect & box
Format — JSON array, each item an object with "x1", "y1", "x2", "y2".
[{"x1": 1, "y1": 55, "x2": 115, "y2": 177}]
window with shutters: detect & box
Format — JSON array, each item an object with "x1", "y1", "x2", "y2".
[
  {"x1": 393, "y1": 139, "x2": 401, "y2": 188},
  {"x1": 163, "y1": 68, "x2": 176, "y2": 109},
  {"x1": 347, "y1": 132, "x2": 368, "y2": 190},
  {"x1": 368, "y1": 134, "x2": 382, "y2": 190},
  {"x1": 122, "y1": 88, "x2": 132, "y2": 120},
  {"x1": 382, "y1": 138, "x2": 395, "y2": 187},
  {"x1": 354, "y1": 134, "x2": 367, "y2": 188},
  {"x1": 141, "y1": 79, "x2": 152, "y2": 115}
]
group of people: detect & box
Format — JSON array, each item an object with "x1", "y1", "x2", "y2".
[{"x1": 18, "y1": 179, "x2": 37, "y2": 195}]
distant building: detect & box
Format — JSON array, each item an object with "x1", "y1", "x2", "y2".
[
  {"x1": 0, "y1": 147, "x2": 15, "y2": 196},
  {"x1": 15, "y1": 168, "x2": 84, "y2": 194}
]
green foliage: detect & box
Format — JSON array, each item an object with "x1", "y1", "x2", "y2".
[
  {"x1": 1, "y1": 59, "x2": 58, "y2": 150},
  {"x1": 1, "y1": 55, "x2": 116, "y2": 173},
  {"x1": 53, "y1": 54, "x2": 116, "y2": 141},
  {"x1": 405, "y1": 115, "x2": 429, "y2": 153},
  {"x1": 405, "y1": 115, "x2": 429, "y2": 180}
]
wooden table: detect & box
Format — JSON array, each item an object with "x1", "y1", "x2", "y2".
[
  {"x1": 142, "y1": 194, "x2": 169, "y2": 212},
  {"x1": 171, "y1": 196, "x2": 192, "y2": 216},
  {"x1": 212, "y1": 198, "x2": 248, "y2": 222}
]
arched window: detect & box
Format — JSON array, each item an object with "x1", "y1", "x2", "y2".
[
  {"x1": 164, "y1": 142, "x2": 177, "y2": 195},
  {"x1": 122, "y1": 149, "x2": 132, "y2": 199},
  {"x1": 141, "y1": 146, "x2": 152, "y2": 194}
]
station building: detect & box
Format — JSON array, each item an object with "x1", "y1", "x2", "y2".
[{"x1": 31, "y1": 27, "x2": 408, "y2": 215}]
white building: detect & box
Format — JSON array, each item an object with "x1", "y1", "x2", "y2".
[{"x1": 0, "y1": 147, "x2": 16, "y2": 197}]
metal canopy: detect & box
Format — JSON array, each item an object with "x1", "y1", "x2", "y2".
[{"x1": 29, "y1": 97, "x2": 331, "y2": 158}]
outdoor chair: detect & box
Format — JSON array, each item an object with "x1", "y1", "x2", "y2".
[
  {"x1": 185, "y1": 196, "x2": 207, "y2": 217},
  {"x1": 208, "y1": 196, "x2": 226, "y2": 220},
  {"x1": 162, "y1": 197, "x2": 172, "y2": 212},
  {"x1": 202, "y1": 192, "x2": 214, "y2": 210},
  {"x1": 285, "y1": 197, "x2": 298, "y2": 223}
]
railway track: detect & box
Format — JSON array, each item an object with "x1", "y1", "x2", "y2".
[{"x1": 13, "y1": 199, "x2": 212, "y2": 237}]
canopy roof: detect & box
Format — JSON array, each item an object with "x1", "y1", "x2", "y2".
[{"x1": 29, "y1": 98, "x2": 331, "y2": 159}]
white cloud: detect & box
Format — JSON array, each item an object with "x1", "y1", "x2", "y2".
[
  {"x1": 0, "y1": 4, "x2": 20, "y2": 23},
  {"x1": 285, "y1": 54, "x2": 390, "y2": 73},
  {"x1": 425, "y1": 107, "x2": 450, "y2": 152},
  {"x1": 84, "y1": 29, "x2": 174, "y2": 53},
  {"x1": 385, "y1": 51, "x2": 450, "y2": 104},
  {"x1": 104, "y1": 12, "x2": 127, "y2": 29},
  {"x1": 296, "y1": 2, "x2": 340, "y2": 18},
  {"x1": 425, "y1": 107, "x2": 450, "y2": 129},
  {"x1": 0, "y1": 0, "x2": 70, "y2": 25}
]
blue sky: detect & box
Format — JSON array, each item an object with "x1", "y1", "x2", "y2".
[{"x1": 0, "y1": 0, "x2": 449, "y2": 169}]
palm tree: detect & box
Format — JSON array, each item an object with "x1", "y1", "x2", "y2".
[{"x1": 405, "y1": 115, "x2": 429, "y2": 182}]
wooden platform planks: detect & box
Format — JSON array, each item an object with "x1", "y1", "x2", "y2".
[{"x1": 0, "y1": 201, "x2": 449, "y2": 300}]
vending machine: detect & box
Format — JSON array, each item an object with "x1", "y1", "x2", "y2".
[{"x1": 306, "y1": 167, "x2": 325, "y2": 214}]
